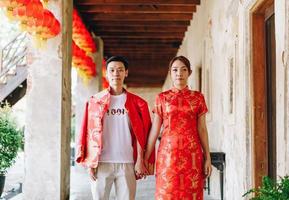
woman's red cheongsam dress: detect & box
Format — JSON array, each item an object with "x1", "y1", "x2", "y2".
[{"x1": 154, "y1": 86, "x2": 208, "y2": 200}]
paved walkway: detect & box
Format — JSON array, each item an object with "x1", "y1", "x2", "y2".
[
  {"x1": 70, "y1": 166, "x2": 217, "y2": 200},
  {"x1": 3, "y1": 154, "x2": 218, "y2": 200},
  {"x1": 70, "y1": 166, "x2": 157, "y2": 200}
]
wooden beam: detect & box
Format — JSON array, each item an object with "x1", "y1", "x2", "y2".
[
  {"x1": 96, "y1": 31, "x2": 184, "y2": 37},
  {"x1": 104, "y1": 43, "x2": 181, "y2": 49},
  {"x1": 105, "y1": 49, "x2": 176, "y2": 53},
  {"x1": 128, "y1": 68, "x2": 168, "y2": 74},
  {"x1": 127, "y1": 59, "x2": 172, "y2": 64},
  {"x1": 86, "y1": 13, "x2": 193, "y2": 21},
  {"x1": 125, "y1": 77, "x2": 165, "y2": 86},
  {"x1": 104, "y1": 44, "x2": 180, "y2": 49},
  {"x1": 129, "y1": 60, "x2": 170, "y2": 65},
  {"x1": 104, "y1": 49, "x2": 177, "y2": 54},
  {"x1": 75, "y1": 0, "x2": 200, "y2": 5},
  {"x1": 104, "y1": 51, "x2": 176, "y2": 58},
  {"x1": 105, "y1": 46, "x2": 178, "y2": 50},
  {"x1": 121, "y1": 60, "x2": 172, "y2": 65},
  {"x1": 93, "y1": 26, "x2": 187, "y2": 33},
  {"x1": 104, "y1": 45, "x2": 180, "y2": 50},
  {"x1": 125, "y1": 81, "x2": 163, "y2": 88},
  {"x1": 104, "y1": 40, "x2": 181, "y2": 45},
  {"x1": 78, "y1": 5, "x2": 196, "y2": 13},
  {"x1": 88, "y1": 20, "x2": 190, "y2": 27},
  {"x1": 102, "y1": 37, "x2": 183, "y2": 40},
  {"x1": 102, "y1": 38, "x2": 182, "y2": 43},
  {"x1": 126, "y1": 76, "x2": 166, "y2": 81},
  {"x1": 118, "y1": 56, "x2": 173, "y2": 61},
  {"x1": 104, "y1": 51, "x2": 175, "y2": 56}
]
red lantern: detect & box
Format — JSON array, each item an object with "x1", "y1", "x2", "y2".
[
  {"x1": 72, "y1": 41, "x2": 97, "y2": 78},
  {"x1": 72, "y1": 8, "x2": 96, "y2": 53},
  {"x1": 5, "y1": 0, "x2": 31, "y2": 19},
  {"x1": 13, "y1": 0, "x2": 43, "y2": 32},
  {"x1": 0, "y1": 0, "x2": 9, "y2": 8}
]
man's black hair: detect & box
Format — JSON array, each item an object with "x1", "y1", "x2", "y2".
[{"x1": 106, "y1": 56, "x2": 129, "y2": 70}]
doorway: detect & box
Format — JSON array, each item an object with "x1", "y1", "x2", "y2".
[{"x1": 251, "y1": 0, "x2": 276, "y2": 187}]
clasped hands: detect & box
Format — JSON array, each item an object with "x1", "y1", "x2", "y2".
[
  {"x1": 88, "y1": 158, "x2": 150, "y2": 181},
  {"x1": 134, "y1": 158, "x2": 149, "y2": 179}
]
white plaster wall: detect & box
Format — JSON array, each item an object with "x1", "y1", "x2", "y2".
[{"x1": 275, "y1": 0, "x2": 289, "y2": 176}]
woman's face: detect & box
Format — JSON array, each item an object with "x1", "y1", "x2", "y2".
[{"x1": 170, "y1": 59, "x2": 190, "y2": 87}]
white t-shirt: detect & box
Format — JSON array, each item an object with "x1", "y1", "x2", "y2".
[{"x1": 99, "y1": 93, "x2": 134, "y2": 163}]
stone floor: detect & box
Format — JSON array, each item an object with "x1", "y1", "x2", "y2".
[
  {"x1": 70, "y1": 166, "x2": 218, "y2": 200},
  {"x1": 2, "y1": 154, "x2": 218, "y2": 200}
]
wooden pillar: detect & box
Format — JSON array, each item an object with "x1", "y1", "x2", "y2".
[
  {"x1": 94, "y1": 36, "x2": 104, "y2": 91},
  {"x1": 24, "y1": 1, "x2": 72, "y2": 199}
]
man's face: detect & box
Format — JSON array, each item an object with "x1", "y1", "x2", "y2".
[{"x1": 106, "y1": 61, "x2": 128, "y2": 87}]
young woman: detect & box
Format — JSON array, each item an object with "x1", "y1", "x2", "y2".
[{"x1": 144, "y1": 56, "x2": 212, "y2": 200}]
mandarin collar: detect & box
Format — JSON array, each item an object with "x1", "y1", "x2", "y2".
[
  {"x1": 171, "y1": 86, "x2": 190, "y2": 94},
  {"x1": 106, "y1": 87, "x2": 127, "y2": 95}
]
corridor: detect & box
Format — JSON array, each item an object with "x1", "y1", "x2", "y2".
[{"x1": 1, "y1": 0, "x2": 289, "y2": 199}]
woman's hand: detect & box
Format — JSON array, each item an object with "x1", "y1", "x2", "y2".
[
  {"x1": 88, "y1": 167, "x2": 97, "y2": 181},
  {"x1": 203, "y1": 158, "x2": 212, "y2": 178}
]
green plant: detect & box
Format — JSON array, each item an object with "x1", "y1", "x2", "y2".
[
  {"x1": 0, "y1": 104, "x2": 23, "y2": 175},
  {"x1": 243, "y1": 176, "x2": 289, "y2": 200}
]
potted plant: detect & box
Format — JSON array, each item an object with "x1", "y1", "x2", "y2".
[
  {"x1": 243, "y1": 175, "x2": 289, "y2": 200},
  {"x1": 0, "y1": 104, "x2": 23, "y2": 197}
]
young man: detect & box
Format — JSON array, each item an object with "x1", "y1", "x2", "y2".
[{"x1": 76, "y1": 56, "x2": 155, "y2": 200}]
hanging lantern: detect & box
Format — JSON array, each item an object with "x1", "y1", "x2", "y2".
[
  {"x1": 38, "y1": 12, "x2": 60, "y2": 40},
  {"x1": 0, "y1": 0, "x2": 9, "y2": 8},
  {"x1": 13, "y1": 0, "x2": 43, "y2": 32},
  {"x1": 9, "y1": 0, "x2": 60, "y2": 45},
  {"x1": 72, "y1": 41, "x2": 97, "y2": 78},
  {"x1": 5, "y1": 0, "x2": 31, "y2": 19},
  {"x1": 72, "y1": 8, "x2": 96, "y2": 54}
]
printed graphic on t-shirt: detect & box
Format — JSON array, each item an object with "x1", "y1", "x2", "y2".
[{"x1": 106, "y1": 108, "x2": 128, "y2": 116}]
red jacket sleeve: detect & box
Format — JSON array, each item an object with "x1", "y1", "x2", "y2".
[
  {"x1": 138, "y1": 99, "x2": 152, "y2": 147},
  {"x1": 76, "y1": 101, "x2": 88, "y2": 163},
  {"x1": 137, "y1": 98, "x2": 155, "y2": 175}
]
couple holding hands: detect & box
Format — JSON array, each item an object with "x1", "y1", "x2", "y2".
[{"x1": 76, "y1": 55, "x2": 212, "y2": 200}]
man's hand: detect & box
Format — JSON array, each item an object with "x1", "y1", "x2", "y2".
[
  {"x1": 135, "y1": 159, "x2": 149, "y2": 179},
  {"x1": 88, "y1": 167, "x2": 97, "y2": 181}
]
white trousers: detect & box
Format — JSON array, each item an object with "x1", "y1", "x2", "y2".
[{"x1": 91, "y1": 163, "x2": 136, "y2": 200}]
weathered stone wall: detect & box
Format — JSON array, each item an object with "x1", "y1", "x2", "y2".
[{"x1": 275, "y1": 0, "x2": 289, "y2": 177}]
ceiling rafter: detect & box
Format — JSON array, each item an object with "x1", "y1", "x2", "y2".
[
  {"x1": 74, "y1": 0, "x2": 201, "y2": 87},
  {"x1": 78, "y1": 5, "x2": 196, "y2": 13},
  {"x1": 86, "y1": 13, "x2": 193, "y2": 21},
  {"x1": 76, "y1": 0, "x2": 200, "y2": 5}
]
